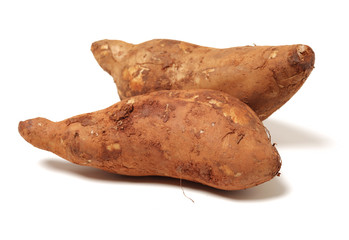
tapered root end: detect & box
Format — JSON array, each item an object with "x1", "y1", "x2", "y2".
[
  {"x1": 91, "y1": 39, "x2": 133, "y2": 75},
  {"x1": 272, "y1": 144, "x2": 282, "y2": 177},
  {"x1": 251, "y1": 144, "x2": 282, "y2": 189},
  {"x1": 289, "y1": 44, "x2": 315, "y2": 72},
  {"x1": 18, "y1": 120, "x2": 27, "y2": 138},
  {"x1": 258, "y1": 44, "x2": 315, "y2": 120},
  {"x1": 90, "y1": 40, "x2": 115, "y2": 75},
  {"x1": 18, "y1": 118, "x2": 55, "y2": 151},
  {"x1": 19, "y1": 118, "x2": 39, "y2": 141},
  {"x1": 91, "y1": 40, "x2": 110, "y2": 56}
]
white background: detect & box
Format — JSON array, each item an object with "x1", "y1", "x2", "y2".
[{"x1": 1, "y1": 0, "x2": 348, "y2": 239}]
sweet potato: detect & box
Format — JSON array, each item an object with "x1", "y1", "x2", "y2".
[
  {"x1": 18, "y1": 89, "x2": 281, "y2": 190},
  {"x1": 91, "y1": 39, "x2": 315, "y2": 120}
]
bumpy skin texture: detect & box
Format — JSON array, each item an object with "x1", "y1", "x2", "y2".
[
  {"x1": 91, "y1": 39, "x2": 315, "y2": 120},
  {"x1": 19, "y1": 90, "x2": 281, "y2": 190}
]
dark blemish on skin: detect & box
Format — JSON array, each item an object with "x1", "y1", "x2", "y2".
[
  {"x1": 237, "y1": 133, "x2": 245, "y2": 144},
  {"x1": 162, "y1": 64, "x2": 171, "y2": 70},
  {"x1": 132, "y1": 68, "x2": 141, "y2": 78},
  {"x1": 288, "y1": 47, "x2": 315, "y2": 71},
  {"x1": 221, "y1": 130, "x2": 236, "y2": 141},
  {"x1": 138, "y1": 100, "x2": 161, "y2": 118},
  {"x1": 110, "y1": 104, "x2": 134, "y2": 122},
  {"x1": 177, "y1": 162, "x2": 214, "y2": 183},
  {"x1": 66, "y1": 115, "x2": 95, "y2": 126},
  {"x1": 185, "y1": 47, "x2": 192, "y2": 53},
  {"x1": 194, "y1": 131, "x2": 201, "y2": 139}
]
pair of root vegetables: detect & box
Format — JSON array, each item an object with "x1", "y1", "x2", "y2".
[{"x1": 19, "y1": 39, "x2": 315, "y2": 190}]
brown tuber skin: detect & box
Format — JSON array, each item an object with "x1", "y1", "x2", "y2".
[
  {"x1": 19, "y1": 89, "x2": 281, "y2": 190},
  {"x1": 91, "y1": 39, "x2": 315, "y2": 120}
]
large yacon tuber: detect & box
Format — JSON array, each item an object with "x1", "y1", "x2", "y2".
[
  {"x1": 91, "y1": 39, "x2": 315, "y2": 120},
  {"x1": 19, "y1": 89, "x2": 281, "y2": 190}
]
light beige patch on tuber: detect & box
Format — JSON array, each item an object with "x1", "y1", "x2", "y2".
[
  {"x1": 107, "y1": 143, "x2": 121, "y2": 151},
  {"x1": 100, "y1": 44, "x2": 109, "y2": 50},
  {"x1": 191, "y1": 95, "x2": 199, "y2": 100},
  {"x1": 194, "y1": 77, "x2": 201, "y2": 84},
  {"x1": 99, "y1": 50, "x2": 109, "y2": 57},
  {"x1": 219, "y1": 165, "x2": 234, "y2": 176},
  {"x1": 219, "y1": 166, "x2": 242, "y2": 178},
  {"x1": 223, "y1": 107, "x2": 249, "y2": 125},
  {"x1": 90, "y1": 130, "x2": 99, "y2": 136},
  {"x1": 127, "y1": 98, "x2": 135, "y2": 104},
  {"x1": 269, "y1": 50, "x2": 278, "y2": 59},
  {"x1": 208, "y1": 99, "x2": 223, "y2": 107},
  {"x1": 110, "y1": 44, "x2": 128, "y2": 61},
  {"x1": 297, "y1": 45, "x2": 306, "y2": 61},
  {"x1": 202, "y1": 68, "x2": 215, "y2": 80},
  {"x1": 123, "y1": 65, "x2": 149, "y2": 91},
  {"x1": 166, "y1": 63, "x2": 188, "y2": 85}
]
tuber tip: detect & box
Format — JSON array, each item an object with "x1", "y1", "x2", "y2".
[
  {"x1": 18, "y1": 118, "x2": 55, "y2": 151},
  {"x1": 289, "y1": 44, "x2": 315, "y2": 71},
  {"x1": 91, "y1": 40, "x2": 108, "y2": 53},
  {"x1": 90, "y1": 39, "x2": 116, "y2": 75},
  {"x1": 18, "y1": 119, "x2": 35, "y2": 140}
]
